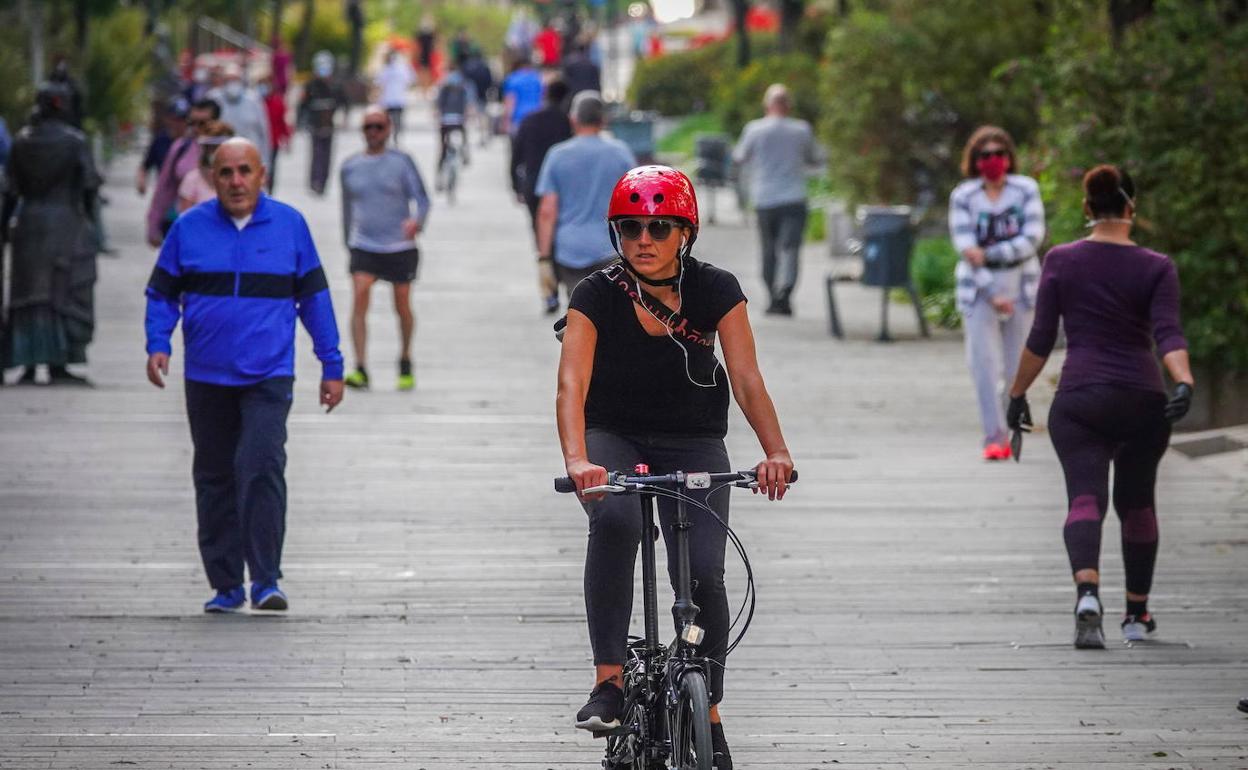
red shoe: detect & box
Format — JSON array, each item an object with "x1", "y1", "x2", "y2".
[{"x1": 982, "y1": 443, "x2": 1010, "y2": 461}]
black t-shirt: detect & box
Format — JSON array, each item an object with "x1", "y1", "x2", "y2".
[{"x1": 569, "y1": 259, "x2": 747, "y2": 438}]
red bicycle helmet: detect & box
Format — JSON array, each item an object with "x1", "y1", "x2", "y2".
[{"x1": 608, "y1": 165, "x2": 700, "y2": 236}]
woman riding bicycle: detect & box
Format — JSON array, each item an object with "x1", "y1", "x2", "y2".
[{"x1": 557, "y1": 165, "x2": 793, "y2": 769}]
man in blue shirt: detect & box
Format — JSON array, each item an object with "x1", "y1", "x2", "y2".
[
  {"x1": 535, "y1": 91, "x2": 636, "y2": 303},
  {"x1": 144, "y1": 138, "x2": 344, "y2": 614}
]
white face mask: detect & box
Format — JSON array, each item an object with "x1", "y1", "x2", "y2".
[
  {"x1": 223, "y1": 81, "x2": 244, "y2": 99},
  {"x1": 314, "y1": 63, "x2": 333, "y2": 78},
  {"x1": 193, "y1": 68, "x2": 208, "y2": 83}
]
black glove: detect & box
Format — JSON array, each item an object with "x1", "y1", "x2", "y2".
[
  {"x1": 1164, "y1": 382, "x2": 1193, "y2": 423},
  {"x1": 1007, "y1": 394, "x2": 1033, "y2": 433}
]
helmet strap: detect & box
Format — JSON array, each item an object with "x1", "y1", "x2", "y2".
[{"x1": 622, "y1": 254, "x2": 684, "y2": 288}]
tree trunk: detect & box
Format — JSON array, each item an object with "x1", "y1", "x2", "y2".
[
  {"x1": 731, "y1": 0, "x2": 750, "y2": 67},
  {"x1": 295, "y1": 0, "x2": 314, "y2": 70},
  {"x1": 778, "y1": 0, "x2": 804, "y2": 53},
  {"x1": 74, "y1": 0, "x2": 89, "y2": 57}
]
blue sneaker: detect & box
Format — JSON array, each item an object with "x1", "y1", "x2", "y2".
[
  {"x1": 203, "y1": 586, "x2": 246, "y2": 614},
  {"x1": 250, "y1": 582, "x2": 288, "y2": 611}
]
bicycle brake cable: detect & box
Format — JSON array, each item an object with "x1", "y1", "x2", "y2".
[{"x1": 636, "y1": 484, "x2": 757, "y2": 657}]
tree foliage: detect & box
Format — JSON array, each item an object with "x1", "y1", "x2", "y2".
[
  {"x1": 1033, "y1": 0, "x2": 1248, "y2": 368},
  {"x1": 818, "y1": 0, "x2": 1047, "y2": 206}
]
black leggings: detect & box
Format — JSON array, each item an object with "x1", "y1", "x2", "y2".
[
  {"x1": 1048, "y1": 385, "x2": 1171, "y2": 596},
  {"x1": 582, "y1": 429, "x2": 731, "y2": 704}
]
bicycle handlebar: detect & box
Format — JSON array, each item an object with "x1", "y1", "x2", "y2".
[{"x1": 553, "y1": 469, "x2": 798, "y2": 494}]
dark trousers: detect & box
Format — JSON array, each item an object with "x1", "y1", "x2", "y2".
[
  {"x1": 309, "y1": 134, "x2": 334, "y2": 194},
  {"x1": 266, "y1": 146, "x2": 279, "y2": 194},
  {"x1": 755, "y1": 202, "x2": 808, "y2": 303},
  {"x1": 185, "y1": 377, "x2": 294, "y2": 591},
  {"x1": 1049, "y1": 384, "x2": 1170, "y2": 596},
  {"x1": 555, "y1": 259, "x2": 611, "y2": 299},
  {"x1": 387, "y1": 107, "x2": 404, "y2": 144},
  {"x1": 581, "y1": 429, "x2": 732, "y2": 704}
]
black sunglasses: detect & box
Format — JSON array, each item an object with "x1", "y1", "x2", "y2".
[
  {"x1": 614, "y1": 218, "x2": 680, "y2": 241},
  {"x1": 363, "y1": 123, "x2": 387, "y2": 132},
  {"x1": 978, "y1": 148, "x2": 1008, "y2": 160}
]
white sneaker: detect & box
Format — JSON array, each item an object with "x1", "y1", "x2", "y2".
[
  {"x1": 1074, "y1": 593, "x2": 1105, "y2": 649},
  {"x1": 1121, "y1": 613, "x2": 1156, "y2": 642}
]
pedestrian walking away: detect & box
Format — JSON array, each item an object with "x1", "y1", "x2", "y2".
[
  {"x1": 143, "y1": 138, "x2": 345, "y2": 614},
  {"x1": 1006, "y1": 164, "x2": 1193, "y2": 650},
  {"x1": 1, "y1": 82, "x2": 102, "y2": 386},
  {"x1": 501, "y1": 56, "x2": 543, "y2": 136},
  {"x1": 510, "y1": 78, "x2": 572, "y2": 312},
  {"x1": 732, "y1": 84, "x2": 823, "y2": 316},
  {"x1": 535, "y1": 90, "x2": 635, "y2": 309},
  {"x1": 557, "y1": 165, "x2": 794, "y2": 770},
  {"x1": 376, "y1": 49, "x2": 414, "y2": 144},
  {"x1": 949, "y1": 125, "x2": 1046, "y2": 461},
  {"x1": 146, "y1": 99, "x2": 221, "y2": 246},
  {"x1": 298, "y1": 51, "x2": 346, "y2": 196},
  {"x1": 339, "y1": 107, "x2": 431, "y2": 392}
]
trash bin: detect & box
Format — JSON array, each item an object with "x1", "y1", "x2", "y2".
[
  {"x1": 821, "y1": 205, "x2": 929, "y2": 342},
  {"x1": 859, "y1": 205, "x2": 914, "y2": 288},
  {"x1": 694, "y1": 135, "x2": 732, "y2": 186},
  {"x1": 607, "y1": 112, "x2": 656, "y2": 165}
]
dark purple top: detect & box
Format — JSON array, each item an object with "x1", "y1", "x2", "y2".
[{"x1": 1026, "y1": 240, "x2": 1186, "y2": 393}]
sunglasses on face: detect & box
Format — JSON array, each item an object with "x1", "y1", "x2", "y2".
[
  {"x1": 978, "y1": 148, "x2": 1008, "y2": 160},
  {"x1": 614, "y1": 218, "x2": 680, "y2": 241},
  {"x1": 363, "y1": 123, "x2": 387, "y2": 132}
]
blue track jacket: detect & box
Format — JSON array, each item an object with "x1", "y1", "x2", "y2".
[{"x1": 144, "y1": 195, "x2": 344, "y2": 386}]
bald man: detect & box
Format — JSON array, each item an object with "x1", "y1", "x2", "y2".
[{"x1": 144, "y1": 138, "x2": 345, "y2": 614}]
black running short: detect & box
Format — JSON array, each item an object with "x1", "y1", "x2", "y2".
[{"x1": 349, "y1": 247, "x2": 420, "y2": 284}]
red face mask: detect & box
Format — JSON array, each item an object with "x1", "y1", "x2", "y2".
[{"x1": 977, "y1": 154, "x2": 1009, "y2": 181}]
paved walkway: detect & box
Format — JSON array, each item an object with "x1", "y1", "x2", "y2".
[{"x1": 1, "y1": 97, "x2": 1246, "y2": 769}]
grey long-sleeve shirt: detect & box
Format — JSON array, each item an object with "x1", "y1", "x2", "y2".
[{"x1": 340, "y1": 149, "x2": 431, "y2": 253}]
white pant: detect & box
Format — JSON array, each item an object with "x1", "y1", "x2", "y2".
[{"x1": 957, "y1": 261, "x2": 1038, "y2": 446}]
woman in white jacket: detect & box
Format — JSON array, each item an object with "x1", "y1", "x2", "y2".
[{"x1": 948, "y1": 125, "x2": 1045, "y2": 460}]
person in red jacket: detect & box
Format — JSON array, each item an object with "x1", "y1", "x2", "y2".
[{"x1": 259, "y1": 75, "x2": 291, "y2": 194}]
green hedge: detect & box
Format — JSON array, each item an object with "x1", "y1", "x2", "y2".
[
  {"x1": 1033, "y1": 0, "x2": 1248, "y2": 369},
  {"x1": 712, "y1": 52, "x2": 822, "y2": 137},
  {"x1": 627, "y1": 42, "x2": 731, "y2": 116}
]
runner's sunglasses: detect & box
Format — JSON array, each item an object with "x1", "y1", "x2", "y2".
[{"x1": 613, "y1": 218, "x2": 681, "y2": 241}]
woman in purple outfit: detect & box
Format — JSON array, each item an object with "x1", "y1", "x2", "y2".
[{"x1": 1006, "y1": 164, "x2": 1195, "y2": 650}]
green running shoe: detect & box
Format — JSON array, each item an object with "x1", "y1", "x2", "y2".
[
  {"x1": 344, "y1": 368, "x2": 369, "y2": 389},
  {"x1": 397, "y1": 360, "x2": 414, "y2": 391}
]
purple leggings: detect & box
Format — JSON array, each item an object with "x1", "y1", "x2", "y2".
[{"x1": 1048, "y1": 385, "x2": 1170, "y2": 596}]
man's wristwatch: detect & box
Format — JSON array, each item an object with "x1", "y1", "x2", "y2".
[{"x1": 537, "y1": 254, "x2": 552, "y2": 262}]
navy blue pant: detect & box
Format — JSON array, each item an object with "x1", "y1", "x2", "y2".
[
  {"x1": 582, "y1": 429, "x2": 731, "y2": 704},
  {"x1": 185, "y1": 377, "x2": 293, "y2": 591}
]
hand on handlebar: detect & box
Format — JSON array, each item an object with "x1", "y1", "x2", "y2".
[
  {"x1": 566, "y1": 458, "x2": 609, "y2": 501},
  {"x1": 754, "y1": 450, "x2": 794, "y2": 501}
]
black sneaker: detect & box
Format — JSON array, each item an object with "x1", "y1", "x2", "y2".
[
  {"x1": 574, "y1": 680, "x2": 623, "y2": 731},
  {"x1": 711, "y1": 721, "x2": 733, "y2": 769},
  {"x1": 1238, "y1": 697, "x2": 1248, "y2": 714}
]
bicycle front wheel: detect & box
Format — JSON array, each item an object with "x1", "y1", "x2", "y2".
[{"x1": 669, "y1": 671, "x2": 713, "y2": 770}]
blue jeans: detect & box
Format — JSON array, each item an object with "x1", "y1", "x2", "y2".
[{"x1": 185, "y1": 377, "x2": 293, "y2": 590}]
